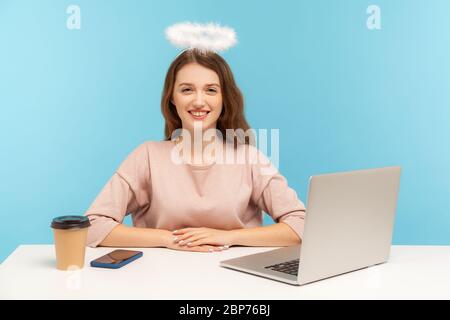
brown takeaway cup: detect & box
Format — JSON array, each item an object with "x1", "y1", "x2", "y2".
[{"x1": 51, "y1": 215, "x2": 91, "y2": 271}]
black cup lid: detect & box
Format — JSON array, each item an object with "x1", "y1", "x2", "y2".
[{"x1": 51, "y1": 215, "x2": 91, "y2": 229}]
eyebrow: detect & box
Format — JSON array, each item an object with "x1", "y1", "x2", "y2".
[{"x1": 178, "y1": 82, "x2": 220, "y2": 87}]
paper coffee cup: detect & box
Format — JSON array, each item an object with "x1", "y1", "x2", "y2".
[{"x1": 51, "y1": 215, "x2": 91, "y2": 271}]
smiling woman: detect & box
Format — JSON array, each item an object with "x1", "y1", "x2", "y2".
[
  {"x1": 162, "y1": 48, "x2": 251, "y2": 145},
  {"x1": 84, "y1": 24, "x2": 306, "y2": 253},
  {"x1": 175, "y1": 79, "x2": 220, "y2": 122},
  {"x1": 172, "y1": 62, "x2": 223, "y2": 130}
]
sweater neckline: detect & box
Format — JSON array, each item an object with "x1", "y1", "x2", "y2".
[{"x1": 185, "y1": 161, "x2": 216, "y2": 170}]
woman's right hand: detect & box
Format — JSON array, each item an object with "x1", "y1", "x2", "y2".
[{"x1": 164, "y1": 233, "x2": 225, "y2": 253}]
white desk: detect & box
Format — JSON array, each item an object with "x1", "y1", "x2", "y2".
[{"x1": 1, "y1": 245, "x2": 449, "y2": 299}]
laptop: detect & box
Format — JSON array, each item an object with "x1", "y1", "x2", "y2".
[{"x1": 220, "y1": 166, "x2": 401, "y2": 286}]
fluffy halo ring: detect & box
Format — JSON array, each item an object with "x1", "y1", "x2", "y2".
[{"x1": 165, "y1": 22, "x2": 238, "y2": 53}]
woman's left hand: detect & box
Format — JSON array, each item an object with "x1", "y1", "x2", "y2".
[{"x1": 172, "y1": 227, "x2": 235, "y2": 250}]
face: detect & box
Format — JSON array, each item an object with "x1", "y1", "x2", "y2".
[{"x1": 171, "y1": 63, "x2": 223, "y2": 134}]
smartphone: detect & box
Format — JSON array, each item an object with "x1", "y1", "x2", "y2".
[{"x1": 90, "y1": 249, "x2": 143, "y2": 269}]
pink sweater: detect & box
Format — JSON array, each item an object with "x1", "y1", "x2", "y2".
[{"x1": 84, "y1": 140, "x2": 306, "y2": 247}]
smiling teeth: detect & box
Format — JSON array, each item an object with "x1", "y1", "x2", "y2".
[{"x1": 191, "y1": 111, "x2": 207, "y2": 116}]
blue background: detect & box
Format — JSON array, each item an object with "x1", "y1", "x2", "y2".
[{"x1": 1, "y1": 0, "x2": 449, "y2": 263}]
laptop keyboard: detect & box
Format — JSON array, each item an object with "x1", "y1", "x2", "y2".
[{"x1": 265, "y1": 259, "x2": 299, "y2": 276}]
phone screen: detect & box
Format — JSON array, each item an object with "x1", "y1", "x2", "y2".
[{"x1": 92, "y1": 249, "x2": 142, "y2": 265}]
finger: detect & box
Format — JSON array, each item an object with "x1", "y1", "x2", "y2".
[
  {"x1": 187, "y1": 238, "x2": 216, "y2": 247},
  {"x1": 172, "y1": 228, "x2": 192, "y2": 235},
  {"x1": 186, "y1": 245, "x2": 222, "y2": 253},
  {"x1": 190, "y1": 244, "x2": 219, "y2": 253},
  {"x1": 202, "y1": 245, "x2": 222, "y2": 253},
  {"x1": 189, "y1": 246, "x2": 210, "y2": 252},
  {"x1": 172, "y1": 231, "x2": 194, "y2": 244},
  {"x1": 173, "y1": 243, "x2": 208, "y2": 252},
  {"x1": 176, "y1": 232, "x2": 205, "y2": 246},
  {"x1": 185, "y1": 235, "x2": 209, "y2": 247},
  {"x1": 173, "y1": 227, "x2": 203, "y2": 236},
  {"x1": 204, "y1": 244, "x2": 230, "y2": 251}
]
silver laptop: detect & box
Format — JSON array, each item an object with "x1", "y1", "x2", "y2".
[{"x1": 220, "y1": 166, "x2": 401, "y2": 286}]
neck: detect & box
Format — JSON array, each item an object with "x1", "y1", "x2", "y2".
[{"x1": 176, "y1": 127, "x2": 221, "y2": 165}]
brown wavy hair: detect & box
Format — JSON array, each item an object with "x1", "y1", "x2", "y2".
[{"x1": 161, "y1": 48, "x2": 252, "y2": 145}]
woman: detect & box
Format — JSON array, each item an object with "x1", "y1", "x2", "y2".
[{"x1": 85, "y1": 48, "x2": 306, "y2": 252}]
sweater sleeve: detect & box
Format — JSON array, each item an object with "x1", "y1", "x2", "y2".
[
  {"x1": 249, "y1": 146, "x2": 306, "y2": 241},
  {"x1": 84, "y1": 142, "x2": 152, "y2": 247}
]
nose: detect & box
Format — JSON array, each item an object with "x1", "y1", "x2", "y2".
[{"x1": 192, "y1": 92, "x2": 206, "y2": 108}]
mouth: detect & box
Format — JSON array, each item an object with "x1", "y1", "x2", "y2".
[{"x1": 188, "y1": 110, "x2": 210, "y2": 121}]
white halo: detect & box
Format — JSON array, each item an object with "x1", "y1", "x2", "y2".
[{"x1": 165, "y1": 22, "x2": 238, "y2": 53}]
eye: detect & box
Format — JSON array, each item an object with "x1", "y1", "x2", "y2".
[
  {"x1": 181, "y1": 88, "x2": 192, "y2": 92},
  {"x1": 207, "y1": 88, "x2": 217, "y2": 93}
]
